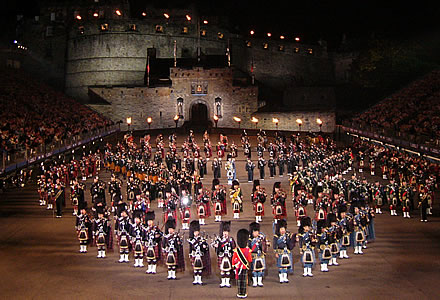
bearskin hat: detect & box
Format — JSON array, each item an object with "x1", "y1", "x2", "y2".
[
  {"x1": 249, "y1": 221, "x2": 260, "y2": 233},
  {"x1": 338, "y1": 204, "x2": 348, "y2": 214},
  {"x1": 237, "y1": 228, "x2": 250, "y2": 248},
  {"x1": 132, "y1": 210, "x2": 143, "y2": 221},
  {"x1": 252, "y1": 180, "x2": 260, "y2": 192},
  {"x1": 95, "y1": 205, "x2": 105, "y2": 216},
  {"x1": 232, "y1": 179, "x2": 240, "y2": 187},
  {"x1": 212, "y1": 178, "x2": 220, "y2": 190},
  {"x1": 327, "y1": 213, "x2": 337, "y2": 225},
  {"x1": 301, "y1": 216, "x2": 312, "y2": 228},
  {"x1": 145, "y1": 211, "x2": 155, "y2": 221},
  {"x1": 275, "y1": 219, "x2": 287, "y2": 235},
  {"x1": 219, "y1": 221, "x2": 231, "y2": 235},
  {"x1": 189, "y1": 220, "x2": 201, "y2": 238},
  {"x1": 317, "y1": 219, "x2": 327, "y2": 233},
  {"x1": 272, "y1": 181, "x2": 281, "y2": 193},
  {"x1": 78, "y1": 202, "x2": 88, "y2": 211},
  {"x1": 164, "y1": 185, "x2": 172, "y2": 193},
  {"x1": 165, "y1": 218, "x2": 176, "y2": 235}
]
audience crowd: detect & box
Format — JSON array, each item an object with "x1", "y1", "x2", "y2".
[
  {"x1": 0, "y1": 68, "x2": 112, "y2": 156},
  {"x1": 351, "y1": 70, "x2": 440, "y2": 141}
]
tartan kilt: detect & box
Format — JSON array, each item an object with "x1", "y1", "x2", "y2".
[
  {"x1": 213, "y1": 201, "x2": 227, "y2": 216},
  {"x1": 254, "y1": 202, "x2": 265, "y2": 216},
  {"x1": 190, "y1": 254, "x2": 211, "y2": 276},
  {"x1": 109, "y1": 162, "x2": 115, "y2": 170},
  {"x1": 121, "y1": 166, "x2": 127, "y2": 175},
  {"x1": 272, "y1": 204, "x2": 287, "y2": 219}
]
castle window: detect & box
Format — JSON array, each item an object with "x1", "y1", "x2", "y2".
[
  {"x1": 191, "y1": 82, "x2": 208, "y2": 95},
  {"x1": 177, "y1": 98, "x2": 184, "y2": 116},
  {"x1": 156, "y1": 25, "x2": 163, "y2": 33},
  {"x1": 200, "y1": 30, "x2": 207, "y2": 37},
  {"x1": 263, "y1": 43, "x2": 269, "y2": 49},
  {"x1": 294, "y1": 47, "x2": 300, "y2": 53},
  {"x1": 215, "y1": 97, "x2": 222, "y2": 117},
  {"x1": 217, "y1": 32, "x2": 224, "y2": 39},
  {"x1": 46, "y1": 26, "x2": 54, "y2": 37},
  {"x1": 129, "y1": 24, "x2": 137, "y2": 31},
  {"x1": 182, "y1": 27, "x2": 189, "y2": 34},
  {"x1": 278, "y1": 45, "x2": 285, "y2": 51},
  {"x1": 100, "y1": 23, "x2": 109, "y2": 31},
  {"x1": 78, "y1": 26, "x2": 85, "y2": 34},
  {"x1": 246, "y1": 41, "x2": 252, "y2": 47}
]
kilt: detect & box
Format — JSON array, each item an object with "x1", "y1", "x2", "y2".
[{"x1": 254, "y1": 202, "x2": 264, "y2": 216}]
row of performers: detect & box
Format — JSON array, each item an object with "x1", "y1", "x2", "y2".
[{"x1": 74, "y1": 204, "x2": 373, "y2": 291}]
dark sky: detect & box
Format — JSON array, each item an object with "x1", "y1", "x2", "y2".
[{"x1": 3, "y1": 0, "x2": 439, "y2": 46}]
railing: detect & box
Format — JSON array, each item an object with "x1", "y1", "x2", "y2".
[
  {"x1": 1, "y1": 124, "x2": 120, "y2": 175},
  {"x1": 339, "y1": 122, "x2": 440, "y2": 158}
]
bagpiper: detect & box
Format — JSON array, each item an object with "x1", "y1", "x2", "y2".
[
  {"x1": 353, "y1": 204, "x2": 366, "y2": 255},
  {"x1": 248, "y1": 222, "x2": 268, "y2": 287},
  {"x1": 162, "y1": 218, "x2": 185, "y2": 280},
  {"x1": 144, "y1": 211, "x2": 163, "y2": 274},
  {"x1": 92, "y1": 209, "x2": 111, "y2": 259},
  {"x1": 130, "y1": 211, "x2": 146, "y2": 268},
  {"x1": 179, "y1": 189, "x2": 192, "y2": 230},
  {"x1": 188, "y1": 220, "x2": 211, "y2": 285},
  {"x1": 271, "y1": 182, "x2": 287, "y2": 224},
  {"x1": 196, "y1": 188, "x2": 211, "y2": 225},
  {"x1": 230, "y1": 180, "x2": 243, "y2": 219},
  {"x1": 297, "y1": 216, "x2": 317, "y2": 277},
  {"x1": 75, "y1": 204, "x2": 91, "y2": 253},
  {"x1": 116, "y1": 208, "x2": 131, "y2": 263},
  {"x1": 317, "y1": 219, "x2": 332, "y2": 272},
  {"x1": 211, "y1": 221, "x2": 236, "y2": 288},
  {"x1": 251, "y1": 180, "x2": 266, "y2": 223},
  {"x1": 273, "y1": 219, "x2": 295, "y2": 283},
  {"x1": 337, "y1": 205, "x2": 352, "y2": 259},
  {"x1": 326, "y1": 213, "x2": 342, "y2": 267},
  {"x1": 212, "y1": 179, "x2": 227, "y2": 222}
]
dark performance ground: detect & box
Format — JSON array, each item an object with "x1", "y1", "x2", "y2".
[{"x1": 1, "y1": 133, "x2": 439, "y2": 300}]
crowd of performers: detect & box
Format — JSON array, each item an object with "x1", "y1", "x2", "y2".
[{"x1": 33, "y1": 129, "x2": 438, "y2": 298}]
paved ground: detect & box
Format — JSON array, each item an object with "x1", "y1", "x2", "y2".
[{"x1": 1, "y1": 133, "x2": 439, "y2": 300}]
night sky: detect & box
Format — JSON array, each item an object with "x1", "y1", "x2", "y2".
[{"x1": 2, "y1": 0, "x2": 439, "y2": 48}]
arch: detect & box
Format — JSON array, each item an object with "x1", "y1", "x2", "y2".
[{"x1": 190, "y1": 102, "x2": 208, "y2": 122}]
